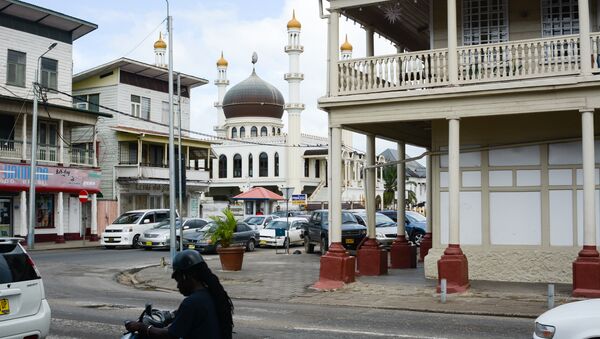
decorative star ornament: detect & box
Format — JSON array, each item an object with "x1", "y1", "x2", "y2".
[{"x1": 383, "y1": 2, "x2": 402, "y2": 24}]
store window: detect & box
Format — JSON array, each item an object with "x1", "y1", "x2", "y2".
[
  {"x1": 36, "y1": 194, "x2": 54, "y2": 228},
  {"x1": 541, "y1": 0, "x2": 579, "y2": 37},
  {"x1": 462, "y1": 0, "x2": 508, "y2": 45}
]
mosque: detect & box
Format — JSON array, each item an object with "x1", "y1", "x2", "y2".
[{"x1": 205, "y1": 11, "x2": 385, "y2": 215}]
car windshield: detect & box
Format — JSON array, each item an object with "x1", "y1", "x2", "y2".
[
  {"x1": 266, "y1": 221, "x2": 289, "y2": 230},
  {"x1": 244, "y1": 216, "x2": 265, "y2": 225},
  {"x1": 198, "y1": 223, "x2": 217, "y2": 232},
  {"x1": 341, "y1": 212, "x2": 357, "y2": 224},
  {"x1": 112, "y1": 212, "x2": 144, "y2": 224},
  {"x1": 406, "y1": 211, "x2": 426, "y2": 223},
  {"x1": 155, "y1": 220, "x2": 181, "y2": 229},
  {"x1": 375, "y1": 213, "x2": 394, "y2": 225}
]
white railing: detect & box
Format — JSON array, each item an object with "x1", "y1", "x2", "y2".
[
  {"x1": 0, "y1": 139, "x2": 22, "y2": 160},
  {"x1": 592, "y1": 32, "x2": 600, "y2": 72},
  {"x1": 69, "y1": 147, "x2": 94, "y2": 166},
  {"x1": 458, "y1": 34, "x2": 581, "y2": 83},
  {"x1": 337, "y1": 49, "x2": 449, "y2": 94}
]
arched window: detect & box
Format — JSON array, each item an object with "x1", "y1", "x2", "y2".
[
  {"x1": 248, "y1": 154, "x2": 253, "y2": 177},
  {"x1": 274, "y1": 152, "x2": 279, "y2": 177},
  {"x1": 239, "y1": 126, "x2": 246, "y2": 138},
  {"x1": 233, "y1": 154, "x2": 242, "y2": 178},
  {"x1": 304, "y1": 159, "x2": 309, "y2": 177},
  {"x1": 260, "y1": 127, "x2": 268, "y2": 136},
  {"x1": 259, "y1": 152, "x2": 268, "y2": 177},
  {"x1": 277, "y1": 128, "x2": 281, "y2": 135},
  {"x1": 218, "y1": 155, "x2": 227, "y2": 178},
  {"x1": 272, "y1": 127, "x2": 276, "y2": 135},
  {"x1": 231, "y1": 127, "x2": 237, "y2": 139},
  {"x1": 315, "y1": 159, "x2": 320, "y2": 178},
  {"x1": 251, "y1": 126, "x2": 258, "y2": 137}
]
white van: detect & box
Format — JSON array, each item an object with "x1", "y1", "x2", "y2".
[{"x1": 101, "y1": 209, "x2": 177, "y2": 249}]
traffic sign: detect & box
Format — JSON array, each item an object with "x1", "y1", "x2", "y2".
[
  {"x1": 78, "y1": 190, "x2": 89, "y2": 203},
  {"x1": 291, "y1": 194, "x2": 307, "y2": 205}
]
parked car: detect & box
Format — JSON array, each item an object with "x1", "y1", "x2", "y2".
[
  {"x1": 139, "y1": 218, "x2": 209, "y2": 250},
  {"x1": 243, "y1": 215, "x2": 277, "y2": 230},
  {"x1": 259, "y1": 217, "x2": 308, "y2": 247},
  {"x1": 101, "y1": 209, "x2": 177, "y2": 249},
  {"x1": 351, "y1": 212, "x2": 398, "y2": 248},
  {"x1": 183, "y1": 221, "x2": 259, "y2": 253},
  {"x1": 0, "y1": 238, "x2": 51, "y2": 338},
  {"x1": 533, "y1": 298, "x2": 600, "y2": 338},
  {"x1": 272, "y1": 210, "x2": 305, "y2": 218},
  {"x1": 378, "y1": 210, "x2": 427, "y2": 245},
  {"x1": 302, "y1": 210, "x2": 367, "y2": 253}
]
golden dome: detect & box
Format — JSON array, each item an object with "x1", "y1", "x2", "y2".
[
  {"x1": 340, "y1": 34, "x2": 353, "y2": 52},
  {"x1": 216, "y1": 51, "x2": 228, "y2": 67},
  {"x1": 287, "y1": 10, "x2": 301, "y2": 29},
  {"x1": 154, "y1": 32, "x2": 166, "y2": 49}
]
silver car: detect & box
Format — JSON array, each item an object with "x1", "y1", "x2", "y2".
[
  {"x1": 0, "y1": 238, "x2": 51, "y2": 338},
  {"x1": 139, "y1": 218, "x2": 209, "y2": 250}
]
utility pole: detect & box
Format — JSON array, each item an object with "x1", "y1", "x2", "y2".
[
  {"x1": 166, "y1": 0, "x2": 177, "y2": 264},
  {"x1": 177, "y1": 72, "x2": 183, "y2": 252}
]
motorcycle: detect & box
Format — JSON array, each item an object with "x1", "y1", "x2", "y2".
[{"x1": 122, "y1": 303, "x2": 175, "y2": 338}]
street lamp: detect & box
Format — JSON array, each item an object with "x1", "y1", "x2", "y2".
[
  {"x1": 280, "y1": 186, "x2": 294, "y2": 254},
  {"x1": 28, "y1": 42, "x2": 57, "y2": 249}
]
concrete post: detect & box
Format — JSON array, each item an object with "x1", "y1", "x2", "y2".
[
  {"x1": 578, "y1": 0, "x2": 592, "y2": 76},
  {"x1": 447, "y1": 0, "x2": 458, "y2": 84},
  {"x1": 56, "y1": 192, "x2": 65, "y2": 243},
  {"x1": 90, "y1": 193, "x2": 98, "y2": 241}
]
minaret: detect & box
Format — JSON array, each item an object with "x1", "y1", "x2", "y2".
[
  {"x1": 214, "y1": 52, "x2": 229, "y2": 137},
  {"x1": 285, "y1": 10, "x2": 305, "y2": 194},
  {"x1": 340, "y1": 35, "x2": 354, "y2": 148},
  {"x1": 154, "y1": 32, "x2": 167, "y2": 68}
]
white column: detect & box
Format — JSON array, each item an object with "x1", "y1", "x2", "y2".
[
  {"x1": 22, "y1": 114, "x2": 27, "y2": 160},
  {"x1": 328, "y1": 10, "x2": 340, "y2": 96},
  {"x1": 366, "y1": 134, "x2": 376, "y2": 238},
  {"x1": 581, "y1": 110, "x2": 596, "y2": 246},
  {"x1": 448, "y1": 118, "x2": 460, "y2": 245},
  {"x1": 579, "y1": 0, "x2": 592, "y2": 75},
  {"x1": 92, "y1": 126, "x2": 98, "y2": 167},
  {"x1": 57, "y1": 192, "x2": 64, "y2": 239},
  {"x1": 20, "y1": 191, "x2": 27, "y2": 236},
  {"x1": 447, "y1": 0, "x2": 458, "y2": 84},
  {"x1": 426, "y1": 154, "x2": 432, "y2": 233},
  {"x1": 330, "y1": 127, "x2": 342, "y2": 243},
  {"x1": 366, "y1": 27, "x2": 375, "y2": 57},
  {"x1": 91, "y1": 193, "x2": 98, "y2": 238},
  {"x1": 58, "y1": 119, "x2": 64, "y2": 164},
  {"x1": 397, "y1": 142, "x2": 406, "y2": 237}
]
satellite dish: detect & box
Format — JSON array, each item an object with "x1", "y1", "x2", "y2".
[{"x1": 251, "y1": 52, "x2": 258, "y2": 65}]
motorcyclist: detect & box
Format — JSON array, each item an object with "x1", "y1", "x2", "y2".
[{"x1": 125, "y1": 250, "x2": 234, "y2": 338}]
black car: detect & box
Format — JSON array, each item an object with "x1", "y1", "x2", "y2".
[
  {"x1": 302, "y1": 210, "x2": 367, "y2": 253},
  {"x1": 182, "y1": 221, "x2": 259, "y2": 253},
  {"x1": 378, "y1": 210, "x2": 427, "y2": 245}
]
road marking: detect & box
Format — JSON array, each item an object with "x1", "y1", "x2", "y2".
[{"x1": 293, "y1": 326, "x2": 448, "y2": 339}]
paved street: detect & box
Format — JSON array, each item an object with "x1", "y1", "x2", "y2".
[{"x1": 30, "y1": 247, "x2": 534, "y2": 338}]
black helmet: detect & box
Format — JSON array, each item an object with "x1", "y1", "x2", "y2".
[{"x1": 172, "y1": 250, "x2": 205, "y2": 273}]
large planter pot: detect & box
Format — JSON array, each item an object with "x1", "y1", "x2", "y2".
[{"x1": 216, "y1": 246, "x2": 245, "y2": 271}]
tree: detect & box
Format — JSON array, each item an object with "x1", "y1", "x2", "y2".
[
  {"x1": 383, "y1": 166, "x2": 397, "y2": 209},
  {"x1": 210, "y1": 208, "x2": 237, "y2": 248}
]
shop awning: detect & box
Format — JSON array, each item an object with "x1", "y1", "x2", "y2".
[{"x1": 231, "y1": 187, "x2": 284, "y2": 201}]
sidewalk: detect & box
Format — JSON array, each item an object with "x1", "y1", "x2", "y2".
[
  {"x1": 26, "y1": 239, "x2": 102, "y2": 251},
  {"x1": 128, "y1": 248, "x2": 579, "y2": 318}
]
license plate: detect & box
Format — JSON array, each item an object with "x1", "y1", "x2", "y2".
[
  {"x1": 188, "y1": 244, "x2": 195, "y2": 249},
  {"x1": 106, "y1": 238, "x2": 115, "y2": 243},
  {"x1": 0, "y1": 298, "x2": 9, "y2": 315},
  {"x1": 260, "y1": 240, "x2": 267, "y2": 245},
  {"x1": 145, "y1": 241, "x2": 152, "y2": 246},
  {"x1": 345, "y1": 238, "x2": 354, "y2": 244}
]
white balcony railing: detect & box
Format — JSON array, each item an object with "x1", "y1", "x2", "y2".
[
  {"x1": 0, "y1": 139, "x2": 95, "y2": 166},
  {"x1": 336, "y1": 33, "x2": 600, "y2": 96},
  {"x1": 115, "y1": 164, "x2": 209, "y2": 182}
]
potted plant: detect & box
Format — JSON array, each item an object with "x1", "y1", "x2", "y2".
[{"x1": 210, "y1": 208, "x2": 245, "y2": 271}]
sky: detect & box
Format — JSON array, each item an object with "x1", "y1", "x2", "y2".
[{"x1": 27, "y1": 0, "x2": 425, "y2": 160}]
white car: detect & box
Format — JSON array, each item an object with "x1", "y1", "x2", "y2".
[
  {"x1": 0, "y1": 238, "x2": 51, "y2": 339},
  {"x1": 259, "y1": 217, "x2": 308, "y2": 247},
  {"x1": 352, "y1": 212, "x2": 399, "y2": 247},
  {"x1": 534, "y1": 299, "x2": 600, "y2": 338},
  {"x1": 101, "y1": 209, "x2": 177, "y2": 249},
  {"x1": 243, "y1": 215, "x2": 277, "y2": 230}
]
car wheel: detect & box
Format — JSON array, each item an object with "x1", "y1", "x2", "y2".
[
  {"x1": 320, "y1": 236, "x2": 329, "y2": 253},
  {"x1": 411, "y1": 230, "x2": 425, "y2": 246},
  {"x1": 131, "y1": 234, "x2": 140, "y2": 249},
  {"x1": 104, "y1": 246, "x2": 115, "y2": 249},
  {"x1": 304, "y1": 237, "x2": 314, "y2": 254},
  {"x1": 246, "y1": 239, "x2": 256, "y2": 252}
]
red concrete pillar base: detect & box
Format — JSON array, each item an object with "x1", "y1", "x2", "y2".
[
  {"x1": 419, "y1": 232, "x2": 433, "y2": 262},
  {"x1": 89, "y1": 234, "x2": 99, "y2": 242},
  {"x1": 356, "y1": 238, "x2": 388, "y2": 276},
  {"x1": 573, "y1": 245, "x2": 600, "y2": 297},
  {"x1": 390, "y1": 235, "x2": 416, "y2": 269},
  {"x1": 55, "y1": 235, "x2": 65, "y2": 244},
  {"x1": 437, "y1": 244, "x2": 469, "y2": 293},
  {"x1": 313, "y1": 242, "x2": 356, "y2": 290}
]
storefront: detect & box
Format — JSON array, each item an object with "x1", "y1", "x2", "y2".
[{"x1": 0, "y1": 161, "x2": 101, "y2": 241}]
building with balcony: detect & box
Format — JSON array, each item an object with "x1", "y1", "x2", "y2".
[
  {"x1": 72, "y1": 36, "x2": 215, "y2": 230},
  {"x1": 0, "y1": 0, "x2": 107, "y2": 242},
  {"x1": 207, "y1": 12, "x2": 384, "y2": 216},
  {"x1": 318, "y1": 0, "x2": 600, "y2": 296}
]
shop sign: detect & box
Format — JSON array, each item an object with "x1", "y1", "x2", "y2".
[{"x1": 0, "y1": 162, "x2": 101, "y2": 193}]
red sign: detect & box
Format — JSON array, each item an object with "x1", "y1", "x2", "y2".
[
  {"x1": 79, "y1": 190, "x2": 89, "y2": 203},
  {"x1": 0, "y1": 162, "x2": 101, "y2": 193}
]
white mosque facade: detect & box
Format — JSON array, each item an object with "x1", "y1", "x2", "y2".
[{"x1": 206, "y1": 12, "x2": 385, "y2": 214}]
